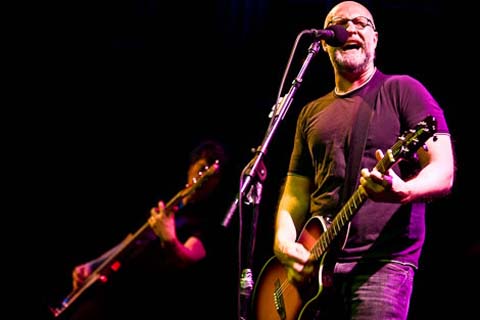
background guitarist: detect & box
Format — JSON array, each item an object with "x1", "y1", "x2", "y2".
[
  {"x1": 268, "y1": 1, "x2": 455, "y2": 319},
  {"x1": 67, "y1": 140, "x2": 237, "y2": 320}
]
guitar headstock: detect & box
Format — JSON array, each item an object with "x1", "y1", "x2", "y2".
[
  {"x1": 189, "y1": 160, "x2": 220, "y2": 186},
  {"x1": 375, "y1": 116, "x2": 437, "y2": 174},
  {"x1": 393, "y1": 115, "x2": 437, "y2": 160},
  {"x1": 178, "y1": 160, "x2": 221, "y2": 199}
]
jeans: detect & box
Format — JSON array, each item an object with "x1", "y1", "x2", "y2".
[{"x1": 315, "y1": 261, "x2": 415, "y2": 320}]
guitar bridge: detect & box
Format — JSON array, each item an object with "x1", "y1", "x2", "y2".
[{"x1": 273, "y1": 278, "x2": 286, "y2": 320}]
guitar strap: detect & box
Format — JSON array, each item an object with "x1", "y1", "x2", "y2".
[{"x1": 338, "y1": 70, "x2": 388, "y2": 249}]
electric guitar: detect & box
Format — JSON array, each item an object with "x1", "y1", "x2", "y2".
[
  {"x1": 251, "y1": 116, "x2": 437, "y2": 320},
  {"x1": 49, "y1": 161, "x2": 220, "y2": 318}
]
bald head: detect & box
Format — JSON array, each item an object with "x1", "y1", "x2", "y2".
[{"x1": 324, "y1": 1, "x2": 375, "y2": 29}]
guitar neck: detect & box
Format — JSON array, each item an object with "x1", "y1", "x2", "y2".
[
  {"x1": 50, "y1": 221, "x2": 155, "y2": 317},
  {"x1": 102, "y1": 182, "x2": 189, "y2": 262},
  {"x1": 310, "y1": 188, "x2": 368, "y2": 260},
  {"x1": 89, "y1": 187, "x2": 187, "y2": 278},
  {"x1": 310, "y1": 148, "x2": 398, "y2": 260}
]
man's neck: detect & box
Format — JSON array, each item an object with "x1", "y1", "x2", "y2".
[{"x1": 335, "y1": 66, "x2": 377, "y2": 95}]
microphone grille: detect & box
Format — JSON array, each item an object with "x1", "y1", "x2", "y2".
[{"x1": 325, "y1": 25, "x2": 348, "y2": 47}]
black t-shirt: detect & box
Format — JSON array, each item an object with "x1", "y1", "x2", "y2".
[{"x1": 289, "y1": 69, "x2": 449, "y2": 267}]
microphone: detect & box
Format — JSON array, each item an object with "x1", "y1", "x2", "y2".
[{"x1": 308, "y1": 25, "x2": 348, "y2": 47}]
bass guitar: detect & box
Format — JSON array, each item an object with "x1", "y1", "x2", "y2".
[
  {"x1": 49, "y1": 161, "x2": 220, "y2": 318},
  {"x1": 251, "y1": 116, "x2": 437, "y2": 320}
]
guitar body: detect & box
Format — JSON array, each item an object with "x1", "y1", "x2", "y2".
[{"x1": 252, "y1": 216, "x2": 335, "y2": 320}]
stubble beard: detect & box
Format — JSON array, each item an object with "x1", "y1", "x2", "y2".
[{"x1": 333, "y1": 49, "x2": 372, "y2": 76}]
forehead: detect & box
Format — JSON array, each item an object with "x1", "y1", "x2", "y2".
[{"x1": 324, "y1": 2, "x2": 373, "y2": 27}]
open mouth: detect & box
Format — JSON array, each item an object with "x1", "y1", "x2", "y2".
[{"x1": 342, "y1": 42, "x2": 362, "y2": 51}]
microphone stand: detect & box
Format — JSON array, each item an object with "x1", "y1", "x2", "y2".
[
  {"x1": 239, "y1": 169, "x2": 263, "y2": 320},
  {"x1": 226, "y1": 38, "x2": 323, "y2": 320}
]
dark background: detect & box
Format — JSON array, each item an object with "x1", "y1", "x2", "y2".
[{"x1": 18, "y1": 0, "x2": 476, "y2": 319}]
